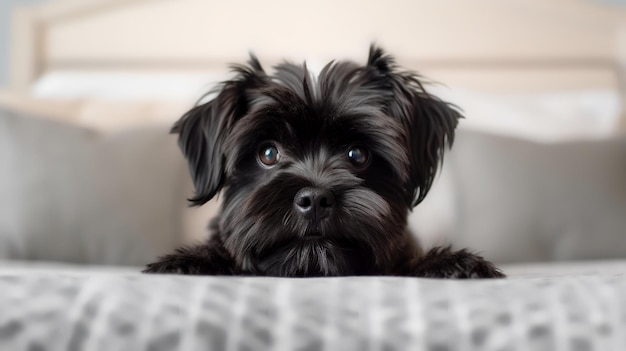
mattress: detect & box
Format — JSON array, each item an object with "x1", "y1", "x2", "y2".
[{"x1": 1, "y1": 260, "x2": 625, "y2": 351}]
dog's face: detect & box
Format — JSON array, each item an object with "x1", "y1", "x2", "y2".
[{"x1": 173, "y1": 46, "x2": 461, "y2": 276}]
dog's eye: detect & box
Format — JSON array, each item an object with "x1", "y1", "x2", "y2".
[
  {"x1": 347, "y1": 146, "x2": 369, "y2": 168},
  {"x1": 258, "y1": 144, "x2": 280, "y2": 166}
]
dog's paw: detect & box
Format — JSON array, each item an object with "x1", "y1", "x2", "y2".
[
  {"x1": 412, "y1": 246, "x2": 505, "y2": 279},
  {"x1": 143, "y1": 255, "x2": 194, "y2": 274},
  {"x1": 142, "y1": 244, "x2": 237, "y2": 275}
]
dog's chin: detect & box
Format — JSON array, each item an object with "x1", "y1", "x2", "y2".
[
  {"x1": 252, "y1": 236, "x2": 364, "y2": 277},
  {"x1": 222, "y1": 186, "x2": 403, "y2": 276}
]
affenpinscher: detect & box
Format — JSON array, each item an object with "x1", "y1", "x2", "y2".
[{"x1": 144, "y1": 45, "x2": 504, "y2": 279}]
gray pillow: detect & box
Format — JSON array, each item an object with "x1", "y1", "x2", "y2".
[
  {"x1": 448, "y1": 130, "x2": 626, "y2": 263},
  {"x1": 0, "y1": 108, "x2": 187, "y2": 266}
]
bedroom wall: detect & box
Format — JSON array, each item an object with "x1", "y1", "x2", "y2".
[
  {"x1": 0, "y1": 0, "x2": 48, "y2": 88},
  {"x1": 596, "y1": 0, "x2": 626, "y2": 5}
]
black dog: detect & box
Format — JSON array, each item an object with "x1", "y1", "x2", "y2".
[{"x1": 144, "y1": 45, "x2": 504, "y2": 279}]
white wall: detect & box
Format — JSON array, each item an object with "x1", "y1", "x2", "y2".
[
  {"x1": 596, "y1": 0, "x2": 626, "y2": 5},
  {"x1": 0, "y1": 0, "x2": 48, "y2": 87}
]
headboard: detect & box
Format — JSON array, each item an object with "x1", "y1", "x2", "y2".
[{"x1": 10, "y1": 0, "x2": 626, "y2": 127}]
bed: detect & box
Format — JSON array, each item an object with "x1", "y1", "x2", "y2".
[{"x1": 2, "y1": 0, "x2": 626, "y2": 350}]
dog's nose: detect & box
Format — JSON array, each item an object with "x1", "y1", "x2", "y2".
[{"x1": 293, "y1": 187, "x2": 335, "y2": 220}]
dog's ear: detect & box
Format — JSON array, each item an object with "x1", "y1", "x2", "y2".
[
  {"x1": 171, "y1": 56, "x2": 266, "y2": 206},
  {"x1": 366, "y1": 44, "x2": 462, "y2": 208}
]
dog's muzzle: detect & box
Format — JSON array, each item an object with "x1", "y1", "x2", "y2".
[{"x1": 293, "y1": 187, "x2": 335, "y2": 223}]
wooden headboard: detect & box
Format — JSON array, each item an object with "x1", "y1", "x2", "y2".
[{"x1": 10, "y1": 0, "x2": 626, "y2": 127}]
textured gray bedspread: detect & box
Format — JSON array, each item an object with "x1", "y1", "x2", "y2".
[{"x1": 1, "y1": 262, "x2": 625, "y2": 351}]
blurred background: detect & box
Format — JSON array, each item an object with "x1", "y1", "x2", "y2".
[{"x1": 0, "y1": 0, "x2": 625, "y2": 268}]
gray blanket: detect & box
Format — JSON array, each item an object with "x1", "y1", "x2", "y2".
[{"x1": 1, "y1": 264, "x2": 625, "y2": 351}]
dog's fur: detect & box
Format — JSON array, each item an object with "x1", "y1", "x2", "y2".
[{"x1": 144, "y1": 45, "x2": 504, "y2": 279}]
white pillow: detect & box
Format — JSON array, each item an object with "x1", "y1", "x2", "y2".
[
  {"x1": 447, "y1": 130, "x2": 626, "y2": 263},
  {"x1": 407, "y1": 159, "x2": 457, "y2": 250},
  {"x1": 31, "y1": 71, "x2": 230, "y2": 101},
  {"x1": 33, "y1": 73, "x2": 621, "y2": 140},
  {"x1": 0, "y1": 107, "x2": 188, "y2": 266},
  {"x1": 430, "y1": 87, "x2": 621, "y2": 141}
]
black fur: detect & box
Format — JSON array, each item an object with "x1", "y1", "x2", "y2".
[{"x1": 144, "y1": 45, "x2": 504, "y2": 279}]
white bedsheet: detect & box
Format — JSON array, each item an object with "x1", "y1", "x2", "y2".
[{"x1": 1, "y1": 259, "x2": 625, "y2": 351}]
